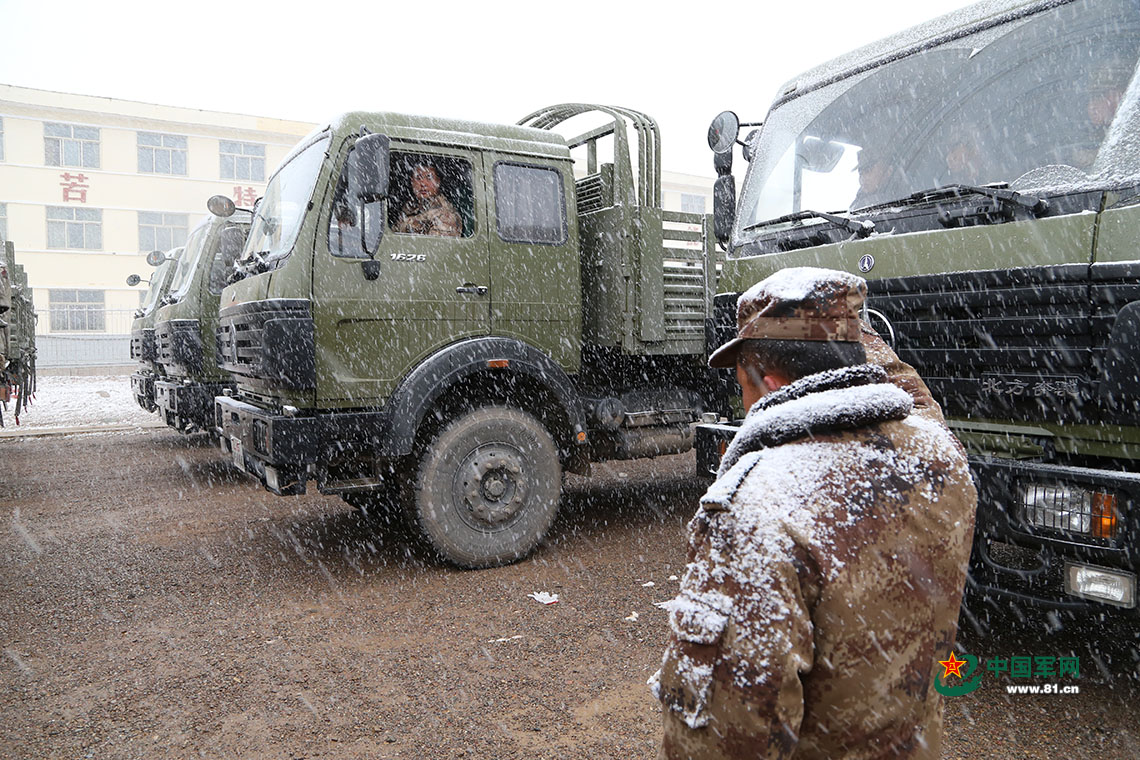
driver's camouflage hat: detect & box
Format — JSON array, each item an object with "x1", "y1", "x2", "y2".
[{"x1": 708, "y1": 267, "x2": 867, "y2": 368}]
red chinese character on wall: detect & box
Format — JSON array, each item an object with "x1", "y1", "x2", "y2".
[
  {"x1": 60, "y1": 172, "x2": 90, "y2": 203},
  {"x1": 233, "y1": 186, "x2": 258, "y2": 207}
]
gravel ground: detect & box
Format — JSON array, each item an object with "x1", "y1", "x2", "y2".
[{"x1": 1, "y1": 429, "x2": 1138, "y2": 759}]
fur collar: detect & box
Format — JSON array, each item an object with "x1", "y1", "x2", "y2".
[{"x1": 718, "y1": 364, "x2": 913, "y2": 475}]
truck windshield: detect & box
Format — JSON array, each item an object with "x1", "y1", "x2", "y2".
[
  {"x1": 140, "y1": 255, "x2": 178, "y2": 316},
  {"x1": 240, "y1": 135, "x2": 331, "y2": 267},
  {"x1": 735, "y1": 0, "x2": 1140, "y2": 249},
  {"x1": 164, "y1": 220, "x2": 210, "y2": 302}
]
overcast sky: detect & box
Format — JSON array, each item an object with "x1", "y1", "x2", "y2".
[{"x1": 0, "y1": 0, "x2": 978, "y2": 177}]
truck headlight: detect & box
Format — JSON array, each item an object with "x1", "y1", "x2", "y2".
[
  {"x1": 1021, "y1": 484, "x2": 1118, "y2": 539},
  {"x1": 1065, "y1": 563, "x2": 1136, "y2": 608}
]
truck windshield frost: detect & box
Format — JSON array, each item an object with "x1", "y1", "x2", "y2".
[
  {"x1": 240, "y1": 135, "x2": 331, "y2": 267},
  {"x1": 736, "y1": 0, "x2": 1140, "y2": 247}
]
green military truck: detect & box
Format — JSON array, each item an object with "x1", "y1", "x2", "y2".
[
  {"x1": 128, "y1": 247, "x2": 183, "y2": 412},
  {"x1": 152, "y1": 198, "x2": 250, "y2": 432},
  {"x1": 699, "y1": 0, "x2": 1140, "y2": 616},
  {"x1": 1, "y1": 240, "x2": 37, "y2": 425},
  {"x1": 215, "y1": 104, "x2": 717, "y2": 567}
]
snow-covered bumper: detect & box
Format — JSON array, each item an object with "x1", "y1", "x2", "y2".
[
  {"x1": 130, "y1": 371, "x2": 156, "y2": 413},
  {"x1": 154, "y1": 379, "x2": 228, "y2": 432}
]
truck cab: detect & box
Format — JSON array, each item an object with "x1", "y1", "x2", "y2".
[
  {"x1": 701, "y1": 0, "x2": 1140, "y2": 616},
  {"x1": 152, "y1": 199, "x2": 250, "y2": 432},
  {"x1": 216, "y1": 105, "x2": 717, "y2": 567},
  {"x1": 128, "y1": 247, "x2": 182, "y2": 413}
]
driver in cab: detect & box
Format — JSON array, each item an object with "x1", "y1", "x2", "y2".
[{"x1": 394, "y1": 164, "x2": 461, "y2": 237}]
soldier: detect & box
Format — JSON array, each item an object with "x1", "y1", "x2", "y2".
[
  {"x1": 650, "y1": 267, "x2": 977, "y2": 759},
  {"x1": 393, "y1": 163, "x2": 462, "y2": 237}
]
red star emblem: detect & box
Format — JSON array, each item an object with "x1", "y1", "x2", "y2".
[{"x1": 939, "y1": 652, "x2": 967, "y2": 679}]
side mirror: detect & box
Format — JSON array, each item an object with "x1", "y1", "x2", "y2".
[
  {"x1": 208, "y1": 195, "x2": 237, "y2": 217},
  {"x1": 145, "y1": 250, "x2": 166, "y2": 267},
  {"x1": 708, "y1": 111, "x2": 740, "y2": 154},
  {"x1": 713, "y1": 176, "x2": 737, "y2": 246},
  {"x1": 348, "y1": 133, "x2": 391, "y2": 202},
  {"x1": 126, "y1": 274, "x2": 142, "y2": 287}
]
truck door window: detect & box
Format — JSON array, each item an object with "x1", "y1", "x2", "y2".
[
  {"x1": 493, "y1": 162, "x2": 567, "y2": 245},
  {"x1": 388, "y1": 152, "x2": 474, "y2": 238}
]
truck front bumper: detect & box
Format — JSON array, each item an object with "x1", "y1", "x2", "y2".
[
  {"x1": 155, "y1": 379, "x2": 230, "y2": 432},
  {"x1": 215, "y1": 395, "x2": 312, "y2": 495},
  {"x1": 215, "y1": 395, "x2": 384, "y2": 496},
  {"x1": 130, "y1": 371, "x2": 156, "y2": 413}
]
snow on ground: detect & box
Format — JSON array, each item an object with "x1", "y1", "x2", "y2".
[{"x1": 3, "y1": 374, "x2": 160, "y2": 430}]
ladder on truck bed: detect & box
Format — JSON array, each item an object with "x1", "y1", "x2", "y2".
[{"x1": 518, "y1": 104, "x2": 717, "y2": 356}]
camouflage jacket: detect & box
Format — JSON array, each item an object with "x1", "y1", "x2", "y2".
[
  {"x1": 651, "y1": 363, "x2": 977, "y2": 760},
  {"x1": 394, "y1": 194, "x2": 462, "y2": 237}
]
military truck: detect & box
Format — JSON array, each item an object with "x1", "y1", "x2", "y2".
[
  {"x1": 1, "y1": 240, "x2": 37, "y2": 425},
  {"x1": 699, "y1": 0, "x2": 1140, "y2": 617},
  {"x1": 215, "y1": 104, "x2": 717, "y2": 567},
  {"x1": 152, "y1": 198, "x2": 250, "y2": 432},
  {"x1": 128, "y1": 247, "x2": 182, "y2": 412}
]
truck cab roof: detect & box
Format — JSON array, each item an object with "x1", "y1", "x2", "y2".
[
  {"x1": 320, "y1": 110, "x2": 571, "y2": 161},
  {"x1": 773, "y1": 0, "x2": 1059, "y2": 108}
]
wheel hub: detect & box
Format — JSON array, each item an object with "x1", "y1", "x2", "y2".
[{"x1": 460, "y1": 447, "x2": 527, "y2": 527}]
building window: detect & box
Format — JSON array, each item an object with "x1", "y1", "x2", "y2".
[
  {"x1": 493, "y1": 162, "x2": 567, "y2": 245},
  {"x1": 138, "y1": 132, "x2": 188, "y2": 175},
  {"x1": 681, "y1": 193, "x2": 707, "y2": 214},
  {"x1": 0, "y1": 203, "x2": 6, "y2": 241},
  {"x1": 49, "y1": 289, "x2": 105, "y2": 332},
  {"x1": 0, "y1": 116, "x2": 5, "y2": 162},
  {"x1": 45, "y1": 122, "x2": 100, "y2": 168},
  {"x1": 47, "y1": 206, "x2": 102, "y2": 250},
  {"x1": 220, "y1": 141, "x2": 265, "y2": 181},
  {"x1": 138, "y1": 211, "x2": 188, "y2": 252}
]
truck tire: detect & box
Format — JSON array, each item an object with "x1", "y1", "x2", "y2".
[{"x1": 410, "y1": 406, "x2": 561, "y2": 568}]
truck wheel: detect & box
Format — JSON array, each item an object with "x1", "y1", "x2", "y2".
[{"x1": 411, "y1": 406, "x2": 561, "y2": 568}]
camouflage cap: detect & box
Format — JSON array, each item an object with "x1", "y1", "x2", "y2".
[{"x1": 708, "y1": 267, "x2": 867, "y2": 368}]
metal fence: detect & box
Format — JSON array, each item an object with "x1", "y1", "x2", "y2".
[{"x1": 34, "y1": 308, "x2": 137, "y2": 367}]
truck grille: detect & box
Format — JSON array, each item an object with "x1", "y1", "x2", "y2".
[
  {"x1": 131, "y1": 328, "x2": 156, "y2": 362},
  {"x1": 867, "y1": 265, "x2": 1099, "y2": 423},
  {"x1": 156, "y1": 319, "x2": 202, "y2": 375},
  {"x1": 216, "y1": 299, "x2": 315, "y2": 388}
]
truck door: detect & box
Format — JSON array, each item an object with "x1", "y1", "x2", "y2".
[
  {"x1": 481, "y1": 154, "x2": 581, "y2": 373},
  {"x1": 314, "y1": 145, "x2": 490, "y2": 404}
]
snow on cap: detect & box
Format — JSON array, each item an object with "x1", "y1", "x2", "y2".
[{"x1": 708, "y1": 267, "x2": 867, "y2": 368}]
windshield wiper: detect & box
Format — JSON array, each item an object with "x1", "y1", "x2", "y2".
[
  {"x1": 869, "y1": 183, "x2": 1049, "y2": 218},
  {"x1": 744, "y1": 209, "x2": 875, "y2": 238}
]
